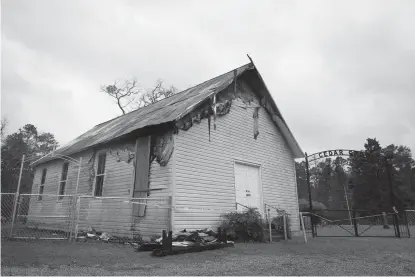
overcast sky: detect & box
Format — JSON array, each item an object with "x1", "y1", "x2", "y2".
[{"x1": 2, "y1": 0, "x2": 414, "y2": 156}]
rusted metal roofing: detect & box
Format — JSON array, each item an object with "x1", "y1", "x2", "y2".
[{"x1": 33, "y1": 61, "x2": 304, "y2": 166}]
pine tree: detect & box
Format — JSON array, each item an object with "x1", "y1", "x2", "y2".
[
  {"x1": 351, "y1": 138, "x2": 415, "y2": 211},
  {"x1": 1, "y1": 124, "x2": 59, "y2": 194}
]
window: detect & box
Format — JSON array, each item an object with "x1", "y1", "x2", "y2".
[
  {"x1": 94, "y1": 153, "x2": 106, "y2": 197},
  {"x1": 41, "y1": 168, "x2": 47, "y2": 184},
  {"x1": 38, "y1": 168, "x2": 47, "y2": 201},
  {"x1": 58, "y1": 162, "x2": 69, "y2": 200}
]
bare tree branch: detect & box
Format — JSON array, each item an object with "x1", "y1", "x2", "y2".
[
  {"x1": 138, "y1": 79, "x2": 178, "y2": 107},
  {"x1": 101, "y1": 78, "x2": 141, "y2": 115},
  {"x1": 102, "y1": 77, "x2": 178, "y2": 115}
]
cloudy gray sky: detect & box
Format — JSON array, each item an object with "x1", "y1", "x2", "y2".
[{"x1": 2, "y1": 0, "x2": 415, "y2": 155}]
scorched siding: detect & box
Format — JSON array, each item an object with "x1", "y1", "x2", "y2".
[
  {"x1": 133, "y1": 160, "x2": 172, "y2": 237},
  {"x1": 28, "y1": 139, "x2": 172, "y2": 238},
  {"x1": 173, "y1": 90, "x2": 300, "y2": 233}
]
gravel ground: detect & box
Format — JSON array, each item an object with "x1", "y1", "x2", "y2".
[{"x1": 2, "y1": 237, "x2": 415, "y2": 276}]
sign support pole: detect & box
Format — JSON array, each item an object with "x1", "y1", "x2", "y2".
[{"x1": 305, "y1": 153, "x2": 315, "y2": 237}]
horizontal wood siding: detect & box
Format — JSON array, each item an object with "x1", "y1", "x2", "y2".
[
  {"x1": 132, "y1": 160, "x2": 172, "y2": 238},
  {"x1": 27, "y1": 150, "x2": 94, "y2": 231},
  {"x1": 28, "y1": 139, "x2": 172, "y2": 238},
  {"x1": 174, "y1": 86, "x2": 300, "y2": 232}
]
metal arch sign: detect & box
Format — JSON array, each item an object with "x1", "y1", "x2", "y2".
[
  {"x1": 307, "y1": 149, "x2": 368, "y2": 162},
  {"x1": 303, "y1": 148, "x2": 401, "y2": 238}
]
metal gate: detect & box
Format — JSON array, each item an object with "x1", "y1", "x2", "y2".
[
  {"x1": 302, "y1": 149, "x2": 412, "y2": 239},
  {"x1": 307, "y1": 209, "x2": 411, "y2": 238}
]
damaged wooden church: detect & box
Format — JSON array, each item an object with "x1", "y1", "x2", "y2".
[{"x1": 29, "y1": 60, "x2": 304, "y2": 238}]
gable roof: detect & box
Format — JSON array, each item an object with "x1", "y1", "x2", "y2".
[{"x1": 33, "y1": 62, "x2": 304, "y2": 166}]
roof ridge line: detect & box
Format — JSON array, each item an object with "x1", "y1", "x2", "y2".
[{"x1": 95, "y1": 62, "x2": 253, "y2": 128}]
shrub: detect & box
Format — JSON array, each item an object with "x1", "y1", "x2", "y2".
[
  {"x1": 298, "y1": 198, "x2": 327, "y2": 225},
  {"x1": 219, "y1": 208, "x2": 264, "y2": 242},
  {"x1": 298, "y1": 198, "x2": 327, "y2": 212}
]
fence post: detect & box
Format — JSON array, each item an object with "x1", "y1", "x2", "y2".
[
  {"x1": 70, "y1": 157, "x2": 83, "y2": 241},
  {"x1": 394, "y1": 213, "x2": 401, "y2": 238},
  {"x1": 405, "y1": 211, "x2": 411, "y2": 238},
  {"x1": 74, "y1": 196, "x2": 81, "y2": 241},
  {"x1": 311, "y1": 213, "x2": 318, "y2": 237},
  {"x1": 267, "y1": 208, "x2": 272, "y2": 243},
  {"x1": 352, "y1": 210, "x2": 359, "y2": 237},
  {"x1": 9, "y1": 155, "x2": 25, "y2": 238},
  {"x1": 264, "y1": 204, "x2": 267, "y2": 221},
  {"x1": 300, "y1": 213, "x2": 307, "y2": 243},
  {"x1": 9, "y1": 193, "x2": 18, "y2": 238},
  {"x1": 283, "y1": 214, "x2": 288, "y2": 240},
  {"x1": 69, "y1": 196, "x2": 76, "y2": 241}
]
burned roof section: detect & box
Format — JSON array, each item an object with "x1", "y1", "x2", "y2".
[{"x1": 33, "y1": 61, "x2": 303, "y2": 166}]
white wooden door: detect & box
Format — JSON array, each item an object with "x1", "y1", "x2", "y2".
[
  {"x1": 234, "y1": 163, "x2": 262, "y2": 213},
  {"x1": 234, "y1": 164, "x2": 247, "y2": 210}
]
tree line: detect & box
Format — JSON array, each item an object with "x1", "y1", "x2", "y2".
[
  {"x1": 1, "y1": 122, "x2": 58, "y2": 194},
  {"x1": 296, "y1": 138, "x2": 415, "y2": 212}
]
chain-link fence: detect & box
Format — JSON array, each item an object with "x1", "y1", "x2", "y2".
[
  {"x1": 1, "y1": 193, "x2": 16, "y2": 238},
  {"x1": 1, "y1": 193, "x2": 171, "y2": 241},
  {"x1": 4, "y1": 194, "x2": 75, "y2": 239},
  {"x1": 405, "y1": 210, "x2": 415, "y2": 238},
  {"x1": 406, "y1": 210, "x2": 415, "y2": 224}
]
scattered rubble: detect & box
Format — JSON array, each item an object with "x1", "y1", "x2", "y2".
[
  {"x1": 75, "y1": 227, "x2": 234, "y2": 254},
  {"x1": 100, "y1": 232, "x2": 111, "y2": 241},
  {"x1": 76, "y1": 227, "x2": 137, "y2": 245},
  {"x1": 149, "y1": 228, "x2": 234, "y2": 257},
  {"x1": 137, "y1": 228, "x2": 234, "y2": 254},
  {"x1": 139, "y1": 228, "x2": 219, "y2": 250}
]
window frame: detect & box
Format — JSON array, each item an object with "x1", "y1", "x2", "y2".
[
  {"x1": 93, "y1": 152, "x2": 107, "y2": 197},
  {"x1": 38, "y1": 168, "x2": 47, "y2": 201},
  {"x1": 58, "y1": 162, "x2": 69, "y2": 200}
]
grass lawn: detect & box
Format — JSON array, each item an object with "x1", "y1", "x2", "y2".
[
  {"x1": 1, "y1": 236, "x2": 415, "y2": 276},
  {"x1": 2, "y1": 225, "x2": 69, "y2": 240}
]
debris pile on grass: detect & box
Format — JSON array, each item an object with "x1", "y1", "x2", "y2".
[
  {"x1": 75, "y1": 227, "x2": 231, "y2": 250},
  {"x1": 75, "y1": 227, "x2": 140, "y2": 246},
  {"x1": 137, "y1": 228, "x2": 233, "y2": 252}
]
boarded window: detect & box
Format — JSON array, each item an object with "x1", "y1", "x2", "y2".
[
  {"x1": 41, "y1": 168, "x2": 47, "y2": 184},
  {"x1": 38, "y1": 168, "x2": 47, "y2": 201},
  {"x1": 58, "y1": 162, "x2": 69, "y2": 200},
  {"x1": 94, "y1": 153, "x2": 106, "y2": 197},
  {"x1": 133, "y1": 136, "x2": 151, "y2": 217}
]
